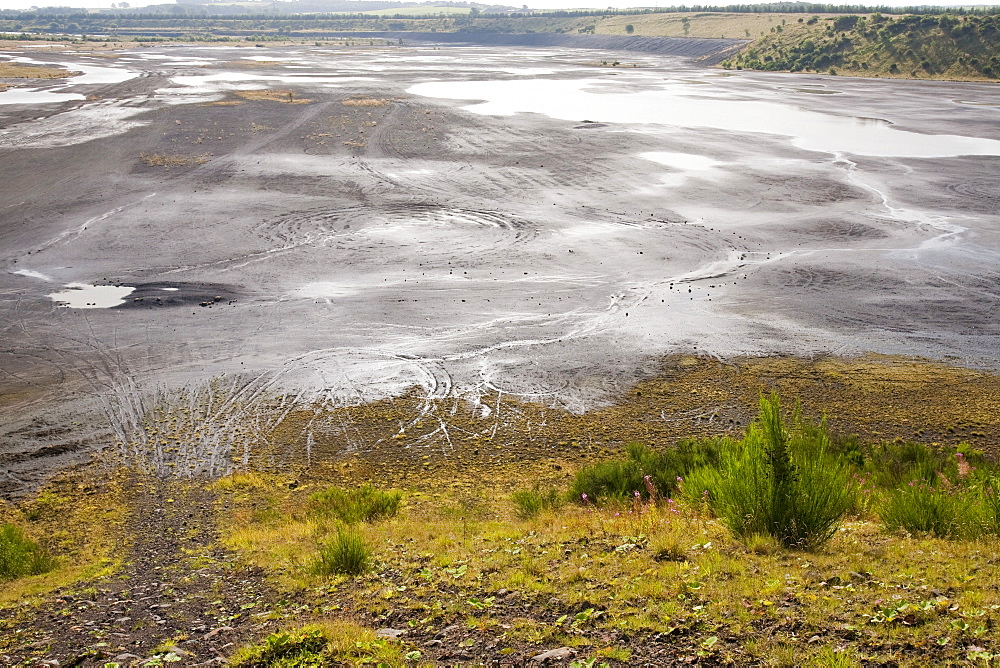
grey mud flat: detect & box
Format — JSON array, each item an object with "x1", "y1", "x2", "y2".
[{"x1": 0, "y1": 41, "x2": 998, "y2": 495}]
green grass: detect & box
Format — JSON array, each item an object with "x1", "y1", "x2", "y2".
[
  {"x1": 879, "y1": 480, "x2": 983, "y2": 538},
  {"x1": 307, "y1": 484, "x2": 401, "y2": 524},
  {"x1": 511, "y1": 484, "x2": 563, "y2": 519},
  {"x1": 312, "y1": 526, "x2": 372, "y2": 576},
  {"x1": 231, "y1": 621, "x2": 408, "y2": 666},
  {"x1": 568, "y1": 440, "x2": 718, "y2": 505},
  {"x1": 0, "y1": 523, "x2": 57, "y2": 582},
  {"x1": 229, "y1": 626, "x2": 330, "y2": 666}
]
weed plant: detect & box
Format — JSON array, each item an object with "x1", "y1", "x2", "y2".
[
  {"x1": 511, "y1": 485, "x2": 563, "y2": 519},
  {"x1": 312, "y1": 527, "x2": 372, "y2": 576},
  {"x1": 230, "y1": 626, "x2": 327, "y2": 666},
  {"x1": 308, "y1": 484, "x2": 401, "y2": 524},
  {"x1": 0, "y1": 523, "x2": 57, "y2": 581},
  {"x1": 231, "y1": 621, "x2": 408, "y2": 666}
]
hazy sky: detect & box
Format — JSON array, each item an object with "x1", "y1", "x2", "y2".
[{"x1": 0, "y1": 0, "x2": 997, "y2": 12}]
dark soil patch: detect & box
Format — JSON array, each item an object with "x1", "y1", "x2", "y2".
[{"x1": 0, "y1": 478, "x2": 277, "y2": 667}]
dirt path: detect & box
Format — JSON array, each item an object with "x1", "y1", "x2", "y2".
[{"x1": 1, "y1": 479, "x2": 275, "y2": 667}]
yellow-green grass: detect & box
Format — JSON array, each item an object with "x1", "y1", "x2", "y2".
[
  {"x1": 0, "y1": 61, "x2": 79, "y2": 79},
  {"x1": 215, "y1": 462, "x2": 1000, "y2": 664},
  {"x1": 0, "y1": 474, "x2": 127, "y2": 608},
  {"x1": 235, "y1": 89, "x2": 313, "y2": 104}
]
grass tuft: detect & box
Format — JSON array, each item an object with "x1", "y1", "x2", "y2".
[
  {"x1": 308, "y1": 484, "x2": 402, "y2": 524},
  {"x1": 312, "y1": 526, "x2": 372, "y2": 576},
  {"x1": 511, "y1": 485, "x2": 563, "y2": 519},
  {"x1": 568, "y1": 440, "x2": 717, "y2": 505},
  {"x1": 0, "y1": 523, "x2": 57, "y2": 582},
  {"x1": 229, "y1": 625, "x2": 327, "y2": 666}
]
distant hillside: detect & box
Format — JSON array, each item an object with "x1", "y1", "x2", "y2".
[
  {"x1": 722, "y1": 13, "x2": 1000, "y2": 80},
  {"x1": 2, "y1": 7, "x2": 997, "y2": 82}
]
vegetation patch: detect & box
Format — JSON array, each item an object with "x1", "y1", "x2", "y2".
[
  {"x1": 723, "y1": 12, "x2": 1000, "y2": 80},
  {"x1": 341, "y1": 97, "x2": 390, "y2": 107},
  {"x1": 139, "y1": 152, "x2": 211, "y2": 168},
  {"x1": 235, "y1": 89, "x2": 312, "y2": 104},
  {"x1": 230, "y1": 621, "x2": 407, "y2": 666},
  {"x1": 0, "y1": 524, "x2": 56, "y2": 582},
  {"x1": 308, "y1": 484, "x2": 402, "y2": 524},
  {"x1": 4, "y1": 357, "x2": 1000, "y2": 664},
  {"x1": 0, "y1": 61, "x2": 78, "y2": 79}
]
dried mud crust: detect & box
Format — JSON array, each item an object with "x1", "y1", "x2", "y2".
[
  {"x1": 0, "y1": 479, "x2": 276, "y2": 667},
  {"x1": 258, "y1": 355, "x2": 1000, "y2": 491}
]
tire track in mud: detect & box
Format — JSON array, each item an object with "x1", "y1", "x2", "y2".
[{"x1": 252, "y1": 202, "x2": 539, "y2": 265}]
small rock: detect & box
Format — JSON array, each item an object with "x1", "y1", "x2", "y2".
[
  {"x1": 376, "y1": 628, "x2": 406, "y2": 639},
  {"x1": 112, "y1": 655, "x2": 141, "y2": 664},
  {"x1": 204, "y1": 626, "x2": 234, "y2": 639},
  {"x1": 435, "y1": 624, "x2": 461, "y2": 639},
  {"x1": 531, "y1": 646, "x2": 576, "y2": 662}
]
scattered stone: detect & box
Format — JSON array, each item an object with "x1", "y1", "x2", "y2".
[
  {"x1": 435, "y1": 624, "x2": 461, "y2": 639},
  {"x1": 530, "y1": 646, "x2": 576, "y2": 662},
  {"x1": 112, "y1": 653, "x2": 141, "y2": 663},
  {"x1": 376, "y1": 628, "x2": 407, "y2": 639},
  {"x1": 203, "y1": 626, "x2": 234, "y2": 639}
]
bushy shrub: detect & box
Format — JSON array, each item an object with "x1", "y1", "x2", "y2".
[
  {"x1": 0, "y1": 523, "x2": 57, "y2": 581},
  {"x1": 312, "y1": 527, "x2": 372, "y2": 576},
  {"x1": 511, "y1": 485, "x2": 562, "y2": 519},
  {"x1": 308, "y1": 485, "x2": 401, "y2": 524},
  {"x1": 684, "y1": 394, "x2": 855, "y2": 550}
]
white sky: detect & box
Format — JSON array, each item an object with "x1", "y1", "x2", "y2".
[{"x1": 0, "y1": 0, "x2": 997, "y2": 12}]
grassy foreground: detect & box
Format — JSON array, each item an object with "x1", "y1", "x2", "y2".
[{"x1": 2, "y1": 356, "x2": 1000, "y2": 665}]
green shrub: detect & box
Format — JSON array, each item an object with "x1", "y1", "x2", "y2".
[
  {"x1": 511, "y1": 485, "x2": 562, "y2": 519},
  {"x1": 569, "y1": 440, "x2": 719, "y2": 505},
  {"x1": 686, "y1": 394, "x2": 855, "y2": 550},
  {"x1": 312, "y1": 527, "x2": 372, "y2": 576},
  {"x1": 568, "y1": 456, "x2": 643, "y2": 505},
  {"x1": 230, "y1": 626, "x2": 327, "y2": 666},
  {"x1": 880, "y1": 480, "x2": 986, "y2": 538},
  {"x1": 0, "y1": 523, "x2": 57, "y2": 581},
  {"x1": 308, "y1": 484, "x2": 401, "y2": 524}
]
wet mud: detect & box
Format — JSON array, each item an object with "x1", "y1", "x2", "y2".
[{"x1": 0, "y1": 42, "x2": 999, "y2": 494}]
